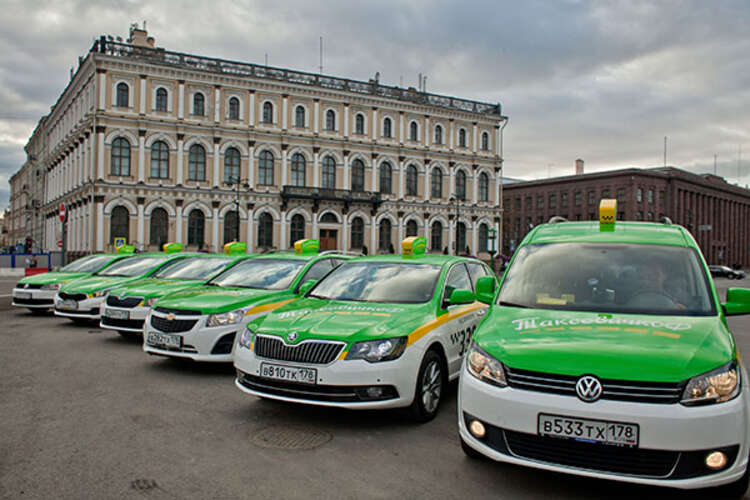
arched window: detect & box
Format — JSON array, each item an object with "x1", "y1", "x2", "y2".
[
  {"x1": 478, "y1": 172, "x2": 489, "y2": 202},
  {"x1": 257, "y1": 212, "x2": 273, "y2": 248},
  {"x1": 320, "y1": 212, "x2": 339, "y2": 224},
  {"x1": 456, "y1": 170, "x2": 467, "y2": 201},
  {"x1": 262, "y1": 101, "x2": 273, "y2": 123},
  {"x1": 116, "y1": 83, "x2": 129, "y2": 107},
  {"x1": 379, "y1": 162, "x2": 392, "y2": 194},
  {"x1": 290, "y1": 153, "x2": 306, "y2": 187},
  {"x1": 149, "y1": 207, "x2": 168, "y2": 246},
  {"x1": 322, "y1": 156, "x2": 336, "y2": 189},
  {"x1": 110, "y1": 137, "x2": 130, "y2": 176},
  {"x1": 351, "y1": 159, "x2": 365, "y2": 192},
  {"x1": 150, "y1": 141, "x2": 169, "y2": 179},
  {"x1": 193, "y1": 93, "x2": 204, "y2": 116},
  {"x1": 224, "y1": 147, "x2": 241, "y2": 183},
  {"x1": 431, "y1": 168, "x2": 443, "y2": 198},
  {"x1": 434, "y1": 125, "x2": 443, "y2": 145},
  {"x1": 383, "y1": 117, "x2": 392, "y2": 138},
  {"x1": 350, "y1": 217, "x2": 364, "y2": 249},
  {"x1": 294, "y1": 106, "x2": 305, "y2": 127},
  {"x1": 457, "y1": 222, "x2": 467, "y2": 254},
  {"x1": 187, "y1": 209, "x2": 205, "y2": 247},
  {"x1": 478, "y1": 223, "x2": 489, "y2": 253},
  {"x1": 406, "y1": 220, "x2": 418, "y2": 237},
  {"x1": 290, "y1": 214, "x2": 305, "y2": 245},
  {"x1": 188, "y1": 144, "x2": 206, "y2": 181},
  {"x1": 228, "y1": 97, "x2": 240, "y2": 120},
  {"x1": 325, "y1": 109, "x2": 336, "y2": 131},
  {"x1": 223, "y1": 210, "x2": 239, "y2": 244},
  {"x1": 458, "y1": 128, "x2": 467, "y2": 147},
  {"x1": 406, "y1": 164, "x2": 418, "y2": 196},
  {"x1": 409, "y1": 121, "x2": 418, "y2": 141},
  {"x1": 155, "y1": 88, "x2": 168, "y2": 112},
  {"x1": 378, "y1": 219, "x2": 392, "y2": 252},
  {"x1": 430, "y1": 221, "x2": 443, "y2": 251},
  {"x1": 110, "y1": 206, "x2": 129, "y2": 243},
  {"x1": 355, "y1": 114, "x2": 365, "y2": 135},
  {"x1": 258, "y1": 150, "x2": 274, "y2": 185},
  {"x1": 481, "y1": 132, "x2": 489, "y2": 151}
]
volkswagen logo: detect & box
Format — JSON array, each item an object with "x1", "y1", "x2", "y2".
[
  {"x1": 287, "y1": 332, "x2": 298, "y2": 342},
  {"x1": 165, "y1": 313, "x2": 176, "y2": 321},
  {"x1": 575, "y1": 375, "x2": 602, "y2": 402}
]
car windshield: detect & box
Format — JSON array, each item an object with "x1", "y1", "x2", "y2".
[
  {"x1": 498, "y1": 243, "x2": 715, "y2": 316},
  {"x1": 308, "y1": 262, "x2": 441, "y2": 304},
  {"x1": 60, "y1": 255, "x2": 114, "y2": 273},
  {"x1": 207, "y1": 259, "x2": 305, "y2": 290},
  {"x1": 96, "y1": 256, "x2": 169, "y2": 277},
  {"x1": 154, "y1": 257, "x2": 231, "y2": 280}
]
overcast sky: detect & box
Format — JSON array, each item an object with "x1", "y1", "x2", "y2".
[{"x1": 1, "y1": 0, "x2": 749, "y2": 209}]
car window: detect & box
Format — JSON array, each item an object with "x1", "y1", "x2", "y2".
[
  {"x1": 154, "y1": 257, "x2": 230, "y2": 280},
  {"x1": 299, "y1": 259, "x2": 334, "y2": 284},
  {"x1": 96, "y1": 256, "x2": 170, "y2": 277},
  {"x1": 208, "y1": 259, "x2": 305, "y2": 290},
  {"x1": 466, "y1": 262, "x2": 489, "y2": 289},
  {"x1": 443, "y1": 263, "x2": 473, "y2": 303},
  {"x1": 60, "y1": 255, "x2": 115, "y2": 273}
]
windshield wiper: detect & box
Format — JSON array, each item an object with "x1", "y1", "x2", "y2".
[{"x1": 499, "y1": 301, "x2": 529, "y2": 308}]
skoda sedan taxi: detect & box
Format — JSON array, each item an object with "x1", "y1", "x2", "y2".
[
  {"x1": 234, "y1": 237, "x2": 496, "y2": 421},
  {"x1": 458, "y1": 200, "x2": 750, "y2": 496}
]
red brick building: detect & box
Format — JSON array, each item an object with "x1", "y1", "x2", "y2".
[{"x1": 502, "y1": 167, "x2": 750, "y2": 267}]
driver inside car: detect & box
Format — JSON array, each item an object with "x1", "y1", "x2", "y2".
[{"x1": 628, "y1": 260, "x2": 687, "y2": 310}]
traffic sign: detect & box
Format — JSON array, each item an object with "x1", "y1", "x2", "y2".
[
  {"x1": 59, "y1": 203, "x2": 67, "y2": 223},
  {"x1": 57, "y1": 239, "x2": 62, "y2": 249},
  {"x1": 114, "y1": 237, "x2": 127, "y2": 248}
]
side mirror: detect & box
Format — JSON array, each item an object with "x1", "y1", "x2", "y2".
[
  {"x1": 298, "y1": 279, "x2": 317, "y2": 296},
  {"x1": 448, "y1": 288, "x2": 475, "y2": 306},
  {"x1": 475, "y1": 276, "x2": 496, "y2": 304},
  {"x1": 723, "y1": 288, "x2": 750, "y2": 316}
]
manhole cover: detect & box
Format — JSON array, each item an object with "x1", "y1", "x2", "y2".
[{"x1": 250, "y1": 425, "x2": 332, "y2": 450}]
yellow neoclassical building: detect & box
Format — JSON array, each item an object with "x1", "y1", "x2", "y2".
[{"x1": 29, "y1": 26, "x2": 507, "y2": 256}]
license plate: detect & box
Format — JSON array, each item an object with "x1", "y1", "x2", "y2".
[
  {"x1": 260, "y1": 363, "x2": 317, "y2": 385},
  {"x1": 147, "y1": 332, "x2": 181, "y2": 349},
  {"x1": 15, "y1": 291, "x2": 31, "y2": 299},
  {"x1": 538, "y1": 413, "x2": 639, "y2": 447},
  {"x1": 59, "y1": 299, "x2": 78, "y2": 310},
  {"x1": 105, "y1": 308, "x2": 129, "y2": 320}
]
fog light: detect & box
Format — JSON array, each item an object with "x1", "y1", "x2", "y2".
[
  {"x1": 469, "y1": 420, "x2": 486, "y2": 438},
  {"x1": 706, "y1": 451, "x2": 728, "y2": 470},
  {"x1": 366, "y1": 387, "x2": 383, "y2": 398}
]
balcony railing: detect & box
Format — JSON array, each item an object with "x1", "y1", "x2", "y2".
[{"x1": 281, "y1": 185, "x2": 381, "y2": 212}]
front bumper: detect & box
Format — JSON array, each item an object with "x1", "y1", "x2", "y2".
[
  {"x1": 142, "y1": 311, "x2": 238, "y2": 362},
  {"x1": 12, "y1": 288, "x2": 56, "y2": 308},
  {"x1": 100, "y1": 305, "x2": 149, "y2": 333},
  {"x1": 458, "y1": 363, "x2": 750, "y2": 489},
  {"x1": 54, "y1": 295, "x2": 106, "y2": 320}
]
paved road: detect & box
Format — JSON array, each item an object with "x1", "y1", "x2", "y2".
[{"x1": 0, "y1": 278, "x2": 748, "y2": 499}]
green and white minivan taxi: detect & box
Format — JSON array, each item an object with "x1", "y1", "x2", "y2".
[
  {"x1": 54, "y1": 247, "x2": 189, "y2": 323},
  {"x1": 12, "y1": 253, "x2": 129, "y2": 313},
  {"x1": 142, "y1": 239, "x2": 352, "y2": 362},
  {"x1": 458, "y1": 200, "x2": 750, "y2": 495},
  {"x1": 234, "y1": 237, "x2": 496, "y2": 421},
  {"x1": 100, "y1": 242, "x2": 254, "y2": 336}
]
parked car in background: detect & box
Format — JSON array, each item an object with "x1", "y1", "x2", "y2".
[{"x1": 709, "y1": 265, "x2": 746, "y2": 280}]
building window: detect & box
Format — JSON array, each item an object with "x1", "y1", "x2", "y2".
[
  {"x1": 224, "y1": 147, "x2": 241, "y2": 183},
  {"x1": 116, "y1": 83, "x2": 129, "y2": 107},
  {"x1": 379, "y1": 162, "x2": 392, "y2": 194},
  {"x1": 290, "y1": 214, "x2": 305, "y2": 245},
  {"x1": 636, "y1": 188, "x2": 643, "y2": 203},
  {"x1": 351, "y1": 159, "x2": 365, "y2": 192},
  {"x1": 193, "y1": 93, "x2": 204, "y2": 116},
  {"x1": 406, "y1": 164, "x2": 418, "y2": 196},
  {"x1": 647, "y1": 211, "x2": 654, "y2": 221},
  {"x1": 618, "y1": 211, "x2": 625, "y2": 220},
  {"x1": 378, "y1": 219, "x2": 392, "y2": 252},
  {"x1": 188, "y1": 144, "x2": 206, "y2": 181},
  {"x1": 431, "y1": 221, "x2": 443, "y2": 251},
  {"x1": 549, "y1": 194, "x2": 557, "y2": 209},
  {"x1": 320, "y1": 213, "x2": 338, "y2": 224},
  {"x1": 383, "y1": 117, "x2": 392, "y2": 138},
  {"x1": 110, "y1": 137, "x2": 130, "y2": 176},
  {"x1": 262, "y1": 101, "x2": 273, "y2": 124},
  {"x1": 434, "y1": 125, "x2": 443, "y2": 145},
  {"x1": 325, "y1": 109, "x2": 336, "y2": 131},
  {"x1": 150, "y1": 141, "x2": 169, "y2": 179},
  {"x1": 406, "y1": 220, "x2": 418, "y2": 237},
  {"x1": 659, "y1": 190, "x2": 666, "y2": 203},
  {"x1": 228, "y1": 97, "x2": 240, "y2": 120},
  {"x1": 537, "y1": 195, "x2": 544, "y2": 209},
  {"x1": 257, "y1": 212, "x2": 273, "y2": 248},
  {"x1": 457, "y1": 222, "x2": 467, "y2": 253},
  {"x1": 258, "y1": 150, "x2": 274, "y2": 185},
  {"x1": 478, "y1": 172, "x2": 489, "y2": 202},
  {"x1": 350, "y1": 217, "x2": 364, "y2": 249},
  {"x1": 455, "y1": 170, "x2": 467, "y2": 201},
  {"x1": 526, "y1": 196, "x2": 533, "y2": 209},
  {"x1": 149, "y1": 207, "x2": 168, "y2": 246},
  {"x1": 355, "y1": 113, "x2": 365, "y2": 134},
  {"x1": 294, "y1": 106, "x2": 305, "y2": 128},
  {"x1": 561, "y1": 192, "x2": 568, "y2": 208},
  {"x1": 187, "y1": 209, "x2": 205, "y2": 247},
  {"x1": 224, "y1": 210, "x2": 239, "y2": 244},
  {"x1": 648, "y1": 189, "x2": 654, "y2": 204},
  {"x1": 636, "y1": 211, "x2": 643, "y2": 220},
  {"x1": 410, "y1": 121, "x2": 418, "y2": 141},
  {"x1": 110, "y1": 206, "x2": 129, "y2": 243},
  {"x1": 587, "y1": 190, "x2": 596, "y2": 205},
  {"x1": 431, "y1": 168, "x2": 443, "y2": 198},
  {"x1": 617, "y1": 188, "x2": 626, "y2": 202},
  {"x1": 602, "y1": 188, "x2": 610, "y2": 199},
  {"x1": 478, "y1": 223, "x2": 488, "y2": 252},
  {"x1": 574, "y1": 191, "x2": 582, "y2": 206},
  {"x1": 155, "y1": 87, "x2": 168, "y2": 112},
  {"x1": 458, "y1": 128, "x2": 467, "y2": 147},
  {"x1": 481, "y1": 132, "x2": 489, "y2": 151},
  {"x1": 290, "y1": 153, "x2": 305, "y2": 187},
  {"x1": 515, "y1": 197, "x2": 521, "y2": 210},
  {"x1": 322, "y1": 155, "x2": 336, "y2": 189}
]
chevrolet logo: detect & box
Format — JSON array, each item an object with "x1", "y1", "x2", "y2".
[{"x1": 166, "y1": 313, "x2": 176, "y2": 321}]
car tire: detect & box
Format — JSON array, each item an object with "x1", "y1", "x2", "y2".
[
  {"x1": 460, "y1": 436, "x2": 486, "y2": 460},
  {"x1": 408, "y1": 350, "x2": 445, "y2": 423},
  {"x1": 710, "y1": 463, "x2": 749, "y2": 499}
]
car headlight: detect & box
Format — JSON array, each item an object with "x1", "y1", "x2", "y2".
[
  {"x1": 345, "y1": 337, "x2": 407, "y2": 363},
  {"x1": 681, "y1": 361, "x2": 740, "y2": 406},
  {"x1": 41, "y1": 283, "x2": 60, "y2": 290},
  {"x1": 239, "y1": 325, "x2": 256, "y2": 349},
  {"x1": 88, "y1": 289, "x2": 110, "y2": 298},
  {"x1": 139, "y1": 297, "x2": 159, "y2": 307},
  {"x1": 206, "y1": 308, "x2": 246, "y2": 327},
  {"x1": 466, "y1": 342, "x2": 507, "y2": 387}
]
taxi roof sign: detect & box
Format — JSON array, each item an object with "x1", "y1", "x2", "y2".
[
  {"x1": 224, "y1": 241, "x2": 247, "y2": 255},
  {"x1": 117, "y1": 244, "x2": 136, "y2": 254},
  {"x1": 402, "y1": 236, "x2": 426, "y2": 258},
  {"x1": 163, "y1": 242, "x2": 183, "y2": 254},
  {"x1": 294, "y1": 239, "x2": 319, "y2": 256},
  {"x1": 599, "y1": 199, "x2": 617, "y2": 230}
]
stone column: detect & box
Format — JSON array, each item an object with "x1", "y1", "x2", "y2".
[
  {"x1": 342, "y1": 151, "x2": 350, "y2": 190},
  {"x1": 212, "y1": 201, "x2": 220, "y2": 252},
  {"x1": 214, "y1": 85, "x2": 221, "y2": 123},
  {"x1": 371, "y1": 108, "x2": 378, "y2": 142},
  {"x1": 139, "y1": 76, "x2": 147, "y2": 115},
  {"x1": 472, "y1": 219, "x2": 478, "y2": 255},
  {"x1": 280, "y1": 210, "x2": 287, "y2": 250},
  {"x1": 97, "y1": 69, "x2": 106, "y2": 110},
  {"x1": 281, "y1": 147, "x2": 288, "y2": 187},
  {"x1": 449, "y1": 217, "x2": 455, "y2": 254},
  {"x1": 313, "y1": 150, "x2": 320, "y2": 188},
  {"x1": 472, "y1": 166, "x2": 478, "y2": 204},
  {"x1": 313, "y1": 99, "x2": 320, "y2": 135},
  {"x1": 399, "y1": 112, "x2": 405, "y2": 145},
  {"x1": 425, "y1": 116, "x2": 430, "y2": 148},
  {"x1": 176, "y1": 134, "x2": 184, "y2": 184},
  {"x1": 398, "y1": 158, "x2": 405, "y2": 198},
  {"x1": 249, "y1": 90, "x2": 255, "y2": 126},
  {"x1": 472, "y1": 122, "x2": 478, "y2": 154},
  {"x1": 449, "y1": 119, "x2": 454, "y2": 150},
  {"x1": 246, "y1": 207, "x2": 254, "y2": 251},
  {"x1": 138, "y1": 131, "x2": 146, "y2": 183},
  {"x1": 95, "y1": 196, "x2": 104, "y2": 251},
  {"x1": 312, "y1": 214, "x2": 319, "y2": 240},
  {"x1": 343, "y1": 103, "x2": 349, "y2": 138},
  {"x1": 178, "y1": 80, "x2": 185, "y2": 119},
  {"x1": 175, "y1": 201, "x2": 183, "y2": 243},
  {"x1": 397, "y1": 213, "x2": 404, "y2": 250},
  {"x1": 370, "y1": 218, "x2": 377, "y2": 253},
  {"x1": 96, "y1": 126, "x2": 105, "y2": 180},
  {"x1": 371, "y1": 157, "x2": 378, "y2": 192},
  {"x1": 247, "y1": 142, "x2": 255, "y2": 188},
  {"x1": 137, "y1": 198, "x2": 145, "y2": 250},
  {"x1": 341, "y1": 212, "x2": 348, "y2": 250},
  {"x1": 213, "y1": 138, "x2": 221, "y2": 187},
  {"x1": 449, "y1": 164, "x2": 455, "y2": 198},
  {"x1": 282, "y1": 95, "x2": 288, "y2": 131}
]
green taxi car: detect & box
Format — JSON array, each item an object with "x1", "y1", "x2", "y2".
[
  {"x1": 234, "y1": 237, "x2": 496, "y2": 421},
  {"x1": 459, "y1": 200, "x2": 750, "y2": 496},
  {"x1": 12, "y1": 253, "x2": 129, "y2": 313},
  {"x1": 142, "y1": 239, "x2": 353, "y2": 362}
]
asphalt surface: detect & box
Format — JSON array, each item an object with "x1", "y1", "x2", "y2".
[{"x1": 1, "y1": 278, "x2": 749, "y2": 499}]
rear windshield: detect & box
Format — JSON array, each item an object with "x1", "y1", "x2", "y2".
[
  {"x1": 154, "y1": 257, "x2": 230, "y2": 280},
  {"x1": 96, "y1": 256, "x2": 169, "y2": 277},
  {"x1": 498, "y1": 243, "x2": 715, "y2": 316},
  {"x1": 60, "y1": 255, "x2": 114, "y2": 273},
  {"x1": 208, "y1": 259, "x2": 305, "y2": 290}
]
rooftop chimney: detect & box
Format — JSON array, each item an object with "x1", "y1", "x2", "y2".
[
  {"x1": 127, "y1": 22, "x2": 155, "y2": 48},
  {"x1": 575, "y1": 158, "x2": 584, "y2": 175}
]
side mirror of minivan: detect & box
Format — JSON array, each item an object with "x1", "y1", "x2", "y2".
[
  {"x1": 723, "y1": 288, "x2": 750, "y2": 316},
  {"x1": 475, "y1": 276, "x2": 496, "y2": 305},
  {"x1": 298, "y1": 280, "x2": 317, "y2": 296}
]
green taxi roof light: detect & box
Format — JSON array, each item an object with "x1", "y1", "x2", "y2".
[
  {"x1": 402, "y1": 236, "x2": 426, "y2": 258},
  {"x1": 599, "y1": 199, "x2": 617, "y2": 232},
  {"x1": 224, "y1": 241, "x2": 247, "y2": 256},
  {"x1": 117, "y1": 245, "x2": 136, "y2": 254},
  {"x1": 163, "y1": 242, "x2": 184, "y2": 254},
  {"x1": 294, "y1": 239, "x2": 319, "y2": 256}
]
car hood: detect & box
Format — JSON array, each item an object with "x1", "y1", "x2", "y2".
[
  {"x1": 153, "y1": 286, "x2": 288, "y2": 314},
  {"x1": 17, "y1": 272, "x2": 88, "y2": 286},
  {"x1": 475, "y1": 307, "x2": 735, "y2": 383},
  {"x1": 109, "y1": 278, "x2": 199, "y2": 299},
  {"x1": 60, "y1": 275, "x2": 139, "y2": 294}
]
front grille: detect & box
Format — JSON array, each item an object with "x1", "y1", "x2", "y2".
[
  {"x1": 106, "y1": 295, "x2": 142, "y2": 308},
  {"x1": 56, "y1": 308, "x2": 99, "y2": 316},
  {"x1": 59, "y1": 292, "x2": 87, "y2": 301},
  {"x1": 101, "y1": 317, "x2": 145, "y2": 330},
  {"x1": 16, "y1": 284, "x2": 43, "y2": 290},
  {"x1": 505, "y1": 366, "x2": 685, "y2": 404},
  {"x1": 155, "y1": 306, "x2": 201, "y2": 316},
  {"x1": 211, "y1": 332, "x2": 237, "y2": 355},
  {"x1": 150, "y1": 315, "x2": 197, "y2": 333},
  {"x1": 14, "y1": 298, "x2": 53, "y2": 305},
  {"x1": 238, "y1": 374, "x2": 398, "y2": 403},
  {"x1": 254, "y1": 335, "x2": 345, "y2": 364}
]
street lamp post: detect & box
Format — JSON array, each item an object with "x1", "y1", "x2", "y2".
[{"x1": 225, "y1": 177, "x2": 250, "y2": 242}]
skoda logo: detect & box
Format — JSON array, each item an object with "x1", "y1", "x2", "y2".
[
  {"x1": 575, "y1": 375, "x2": 602, "y2": 402},
  {"x1": 165, "y1": 313, "x2": 176, "y2": 321},
  {"x1": 287, "y1": 332, "x2": 298, "y2": 342}
]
